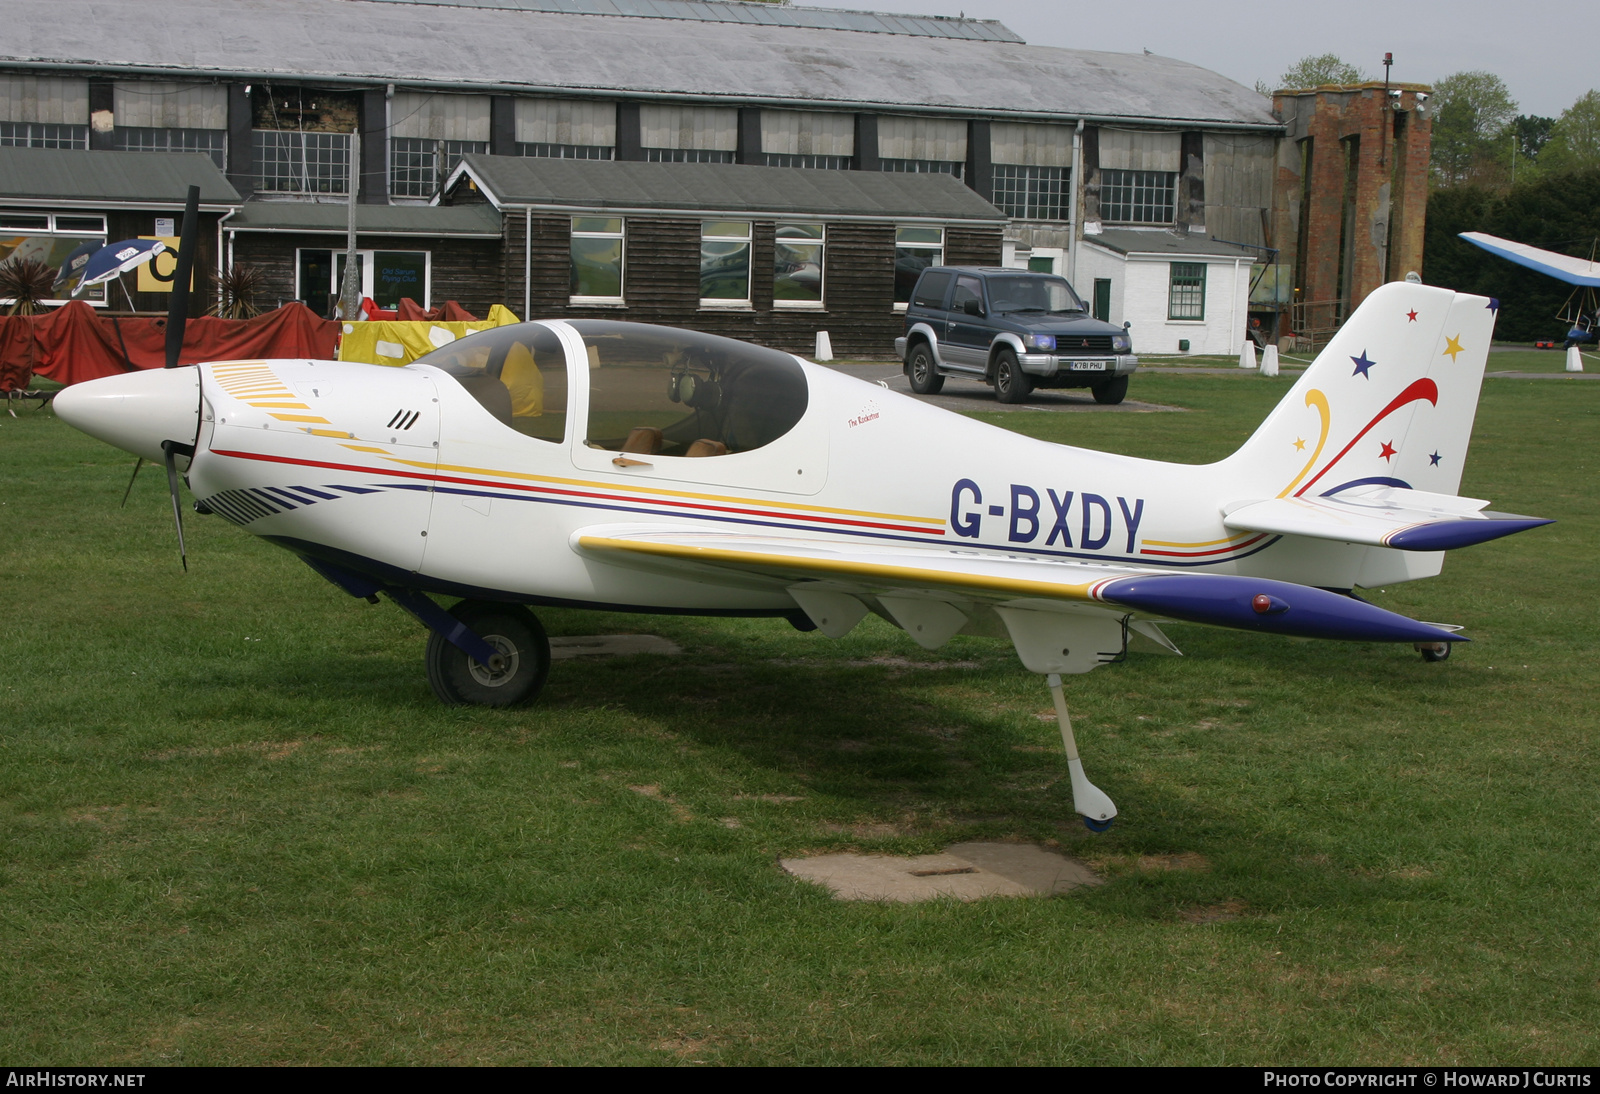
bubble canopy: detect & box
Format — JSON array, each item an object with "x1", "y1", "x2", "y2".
[{"x1": 418, "y1": 320, "x2": 810, "y2": 458}]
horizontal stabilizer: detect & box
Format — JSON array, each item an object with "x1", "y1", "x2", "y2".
[
  {"x1": 574, "y1": 525, "x2": 1464, "y2": 644},
  {"x1": 1223, "y1": 485, "x2": 1551, "y2": 551}
]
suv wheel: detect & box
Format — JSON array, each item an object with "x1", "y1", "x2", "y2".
[
  {"x1": 993, "y1": 348, "x2": 1033, "y2": 404},
  {"x1": 907, "y1": 343, "x2": 944, "y2": 395},
  {"x1": 1091, "y1": 376, "x2": 1129, "y2": 405}
]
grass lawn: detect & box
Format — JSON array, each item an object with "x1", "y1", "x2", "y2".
[{"x1": 1, "y1": 372, "x2": 1596, "y2": 1065}]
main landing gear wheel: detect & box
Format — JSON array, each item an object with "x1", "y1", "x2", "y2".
[
  {"x1": 907, "y1": 343, "x2": 944, "y2": 395},
  {"x1": 994, "y1": 348, "x2": 1033, "y2": 404},
  {"x1": 1092, "y1": 376, "x2": 1129, "y2": 405},
  {"x1": 1416, "y1": 642, "x2": 1451, "y2": 663},
  {"x1": 426, "y1": 601, "x2": 550, "y2": 707}
]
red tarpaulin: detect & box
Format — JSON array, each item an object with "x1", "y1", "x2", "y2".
[
  {"x1": 0, "y1": 301, "x2": 340, "y2": 389},
  {"x1": 396, "y1": 298, "x2": 478, "y2": 322}
]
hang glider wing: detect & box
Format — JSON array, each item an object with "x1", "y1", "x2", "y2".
[
  {"x1": 573, "y1": 525, "x2": 1463, "y2": 653},
  {"x1": 1223, "y1": 485, "x2": 1551, "y2": 551},
  {"x1": 1460, "y1": 232, "x2": 1600, "y2": 287}
]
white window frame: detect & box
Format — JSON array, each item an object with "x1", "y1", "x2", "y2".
[
  {"x1": 893, "y1": 225, "x2": 945, "y2": 312},
  {"x1": 772, "y1": 222, "x2": 826, "y2": 310},
  {"x1": 0, "y1": 211, "x2": 109, "y2": 307},
  {"x1": 700, "y1": 220, "x2": 753, "y2": 310},
  {"x1": 295, "y1": 247, "x2": 432, "y2": 311},
  {"x1": 569, "y1": 217, "x2": 626, "y2": 305}
]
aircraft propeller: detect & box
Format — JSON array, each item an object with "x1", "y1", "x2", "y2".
[
  {"x1": 144, "y1": 184, "x2": 202, "y2": 570},
  {"x1": 100, "y1": 184, "x2": 203, "y2": 539}
]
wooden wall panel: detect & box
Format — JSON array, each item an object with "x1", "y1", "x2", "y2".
[{"x1": 493, "y1": 212, "x2": 1000, "y2": 357}]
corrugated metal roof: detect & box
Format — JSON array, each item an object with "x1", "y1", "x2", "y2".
[
  {"x1": 1087, "y1": 229, "x2": 1259, "y2": 258},
  {"x1": 227, "y1": 201, "x2": 503, "y2": 235},
  {"x1": 1, "y1": 0, "x2": 1277, "y2": 128},
  {"x1": 0, "y1": 147, "x2": 240, "y2": 205},
  {"x1": 366, "y1": 0, "x2": 1023, "y2": 42},
  {"x1": 454, "y1": 154, "x2": 1006, "y2": 220}
]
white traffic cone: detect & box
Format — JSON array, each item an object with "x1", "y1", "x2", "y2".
[
  {"x1": 1567, "y1": 345, "x2": 1584, "y2": 372},
  {"x1": 814, "y1": 330, "x2": 834, "y2": 362},
  {"x1": 1239, "y1": 339, "x2": 1257, "y2": 369},
  {"x1": 1261, "y1": 343, "x2": 1280, "y2": 377}
]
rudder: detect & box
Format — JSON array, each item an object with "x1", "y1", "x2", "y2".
[{"x1": 1222, "y1": 282, "x2": 1497, "y2": 502}]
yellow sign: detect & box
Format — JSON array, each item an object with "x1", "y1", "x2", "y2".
[{"x1": 136, "y1": 235, "x2": 195, "y2": 294}]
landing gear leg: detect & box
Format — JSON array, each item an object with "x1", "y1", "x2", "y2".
[{"x1": 1047, "y1": 673, "x2": 1118, "y2": 832}]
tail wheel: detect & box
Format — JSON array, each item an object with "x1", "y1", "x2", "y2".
[
  {"x1": 907, "y1": 343, "x2": 944, "y2": 395},
  {"x1": 993, "y1": 348, "x2": 1033, "y2": 404},
  {"x1": 426, "y1": 601, "x2": 550, "y2": 707},
  {"x1": 1416, "y1": 642, "x2": 1451, "y2": 663},
  {"x1": 1092, "y1": 376, "x2": 1129, "y2": 405}
]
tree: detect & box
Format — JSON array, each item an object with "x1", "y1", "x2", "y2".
[
  {"x1": 1540, "y1": 90, "x2": 1600, "y2": 175},
  {"x1": 1261, "y1": 53, "x2": 1366, "y2": 94},
  {"x1": 1430, "y1": 71, "x2": 1519, "y2": 187},
  {"x1": 1514, "y1": 115, "x2": 1556, "y2": 161},
  {"x1": 1424, "y1": 169, "x2": 1600, "y2": 341}
]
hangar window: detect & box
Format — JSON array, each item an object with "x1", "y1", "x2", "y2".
[
  {"x1": 415, "y1": 322, "x2": 569, "y2": 444},
  {"x1": 575, "y1": 321, "x2": 807, "y2": 458},
  {"x1": 700, "y1": 221, "x2": 751, "y2": 307},
  {"x1": 0, "y1": 122, "x2": 88, "y2": 149},
  {"x1": 893, "y1": 226, "x2": 944, "y2": 308},
  {"x1": 391, "y1": 138, "x2": 487, "y2": 198},
  {"x1": 881, "y1": 158, "x2": 963, "y2": 178},
  {"x1": 113, "y1": 126, "x2": 226, "y2": 169},
  {"x1": 254, "y1": 131, "x2": 351, "y2": 194},
  {"x1": 773, "y1": 223, "x2": 824, "y2": 307},
  {"x1": 991, "y1": 165, "x2": 1067, "y2": 221},
  {"x1": 1101, "y1": 169, "x2": 1177, "y2": 224},
  {"x1": 571, "y1": 217, "x2": 624, "y2": 303},
  {"x1": 520, "y1": 142, "x2": 613, "y2": 160}
]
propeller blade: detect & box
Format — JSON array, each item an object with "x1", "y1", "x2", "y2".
[
  {"x1": 160, "y1": 441, "x2": 190, "y2": 572},
  {"x1": 165, "y1": 185, "x2": 201, "y2": 370},
  {"x1": 120, "y1": 457, "x2": 144, "y2": 508}
]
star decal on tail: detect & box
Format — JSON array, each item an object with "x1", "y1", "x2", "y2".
[
  {"x1": 1444, "y1": 335, "x2": 1465, "y2": 361},
  {"x1": 1351, "y1": 351, "x2": 1376, "y2": 378}
]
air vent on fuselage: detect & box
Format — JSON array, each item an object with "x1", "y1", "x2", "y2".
[{"x1": 386, "y1": 410, "x2": 422, "y2": 430}]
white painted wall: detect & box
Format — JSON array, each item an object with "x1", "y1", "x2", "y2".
[{"x1": 1075, "y1": 242, "x2": 1251, "y2": 356}]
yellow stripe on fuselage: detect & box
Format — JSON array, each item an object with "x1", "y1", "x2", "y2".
[
  {"x1": 578, "y1": 535, "x2": 1105, "y2": 602},
  {"x1": 1141, "y1": 532, "x2": 1259, "y2": 548}
]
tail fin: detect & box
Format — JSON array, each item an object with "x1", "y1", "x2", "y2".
[{"x1": 1223, "y1": 282, "x2": 1498, "y2": 501}]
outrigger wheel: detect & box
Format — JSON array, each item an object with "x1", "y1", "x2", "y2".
[{"x1": 426, "y1": 600, "x2": 551, "y2": 707}]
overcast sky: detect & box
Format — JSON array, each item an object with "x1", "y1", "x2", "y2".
[{"x1": 789, "y1": 0, "x2": 1598, "y2": 118}]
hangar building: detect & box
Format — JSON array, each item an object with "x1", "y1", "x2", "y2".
[{"x1": 0, "y1": 0, "x2": 1427, "y2": 356}]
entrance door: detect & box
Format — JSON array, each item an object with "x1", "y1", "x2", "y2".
[{"x1": 1093, "y1": 278, "x2": 1112, "y2": 322}]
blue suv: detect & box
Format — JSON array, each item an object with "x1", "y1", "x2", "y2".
[{"x1": 894, "y1": 267, "x2": 1137, "y2": 404}]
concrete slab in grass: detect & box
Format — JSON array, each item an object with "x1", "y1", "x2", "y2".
[
  {"x1": 549, "y1": 635, "x2": 683, "y2": 660},
  {"x1": 781, "y1": 841, "x2": 1101, "y2": 902}
]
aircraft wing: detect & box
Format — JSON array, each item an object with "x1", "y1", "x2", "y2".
[
  {"x1": 573, "y1": 524, "x2": 1462, "y2": 646},
  {"x1": 1460, "y1": 232, "x2": 1600, "y2": 287},
  {"x1": 1223, "y1": 485, "x2": 1551, "y2": 550}
]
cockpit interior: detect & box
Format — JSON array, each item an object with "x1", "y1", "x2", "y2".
[{"x1": 418, "y1": 320, "x2": 810, "y2": 458}]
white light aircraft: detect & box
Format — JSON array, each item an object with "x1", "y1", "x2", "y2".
[{"x1": 56, "y1": 274, "x2": 1549, "y2": 830}]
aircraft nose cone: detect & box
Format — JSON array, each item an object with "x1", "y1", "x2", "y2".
[{"x1": 53, "y1": 367, "x2": 200, "y2": 464}]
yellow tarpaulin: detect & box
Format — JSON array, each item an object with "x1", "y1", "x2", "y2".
[{"x1": 336, "y1": 305, "x2": 521, "y2": 366}]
